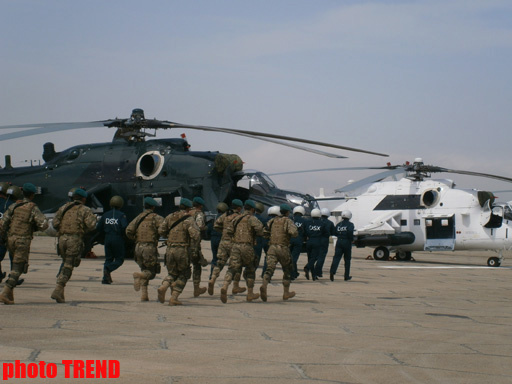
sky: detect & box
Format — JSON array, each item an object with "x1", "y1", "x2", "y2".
[{"x1": 1, "y1": 0, "x2": 512, "y2": 203}]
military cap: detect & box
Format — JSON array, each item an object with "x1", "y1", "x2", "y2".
[
  {"x1": 231, "y1": 199, "x2": 243, "y2": 207},
  {"x1": 74, "y1": 188, "x2": 88, "y2": 198},
  {"x1": 22, "y1": 183, "x2": 37, "y2": 194},
  {"x1": 193, "y1": 196, "x2": 205, "y2": 206},
  {"x1": 180, "y1": 197, "x2": 193, "y2": 208},
  {"x1": 0, "y1": 182, "x2": 9, "y2": 193},
  {"x1": 244, "y1": 199, "x2": 256, "y2": 209},
  {"x1": 144, "y1": 196, "x2": 159, "y2": 207},
  {"x1": 255, "y1": 202, "x2": 265, "y2": 213},
  {"x1": 280, "y1": 203, "x2": 292, "y2": 212}
]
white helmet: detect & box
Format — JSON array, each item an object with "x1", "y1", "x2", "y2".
[
  {"x1": 342, "y1": 210, "x2": 352, "y2": 219},
  {"x1": 311, "y1": 208, "x2": 322, "y2": 218},
  {"x1": 268, "y1": 206, "x2": 281, "y2": 216},
  {"x1": 293, "y1": 206, "x2": 305, "y2": 215},
  {"x1": 320, "y1": 208, "x2": 330, "y2": 217}
]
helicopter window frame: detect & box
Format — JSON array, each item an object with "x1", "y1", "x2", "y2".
[
  {"x1": 136, "y1": 151, "x2": 165, "y2": 180},
  {"x1": 504, "y1": 205, "x2": 512, "y2": 221}
]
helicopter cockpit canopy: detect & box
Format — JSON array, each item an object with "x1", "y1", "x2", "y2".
[{"x1": 235, "y1": 170, "x2": 276, "y2": 196}]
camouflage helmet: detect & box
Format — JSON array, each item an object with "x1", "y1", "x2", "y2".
[
  {"x1": 6, "y1": 185, "x2": 23, "y2": 200},
  {"x1": 0, "y1": 182, "x2": 10, "y2": 195},
  {"x1": 110, "y1": 195, "x2": 124, "y2": 208},
  {"x1": 216, "y1": 202, "x2": 229, "y2": 213},
  {"x1": 255, "y1": 202, "x2": 265, "y2": 213}
]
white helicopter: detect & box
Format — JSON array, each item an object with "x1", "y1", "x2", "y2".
[{"x1": 323, "y1": 159, "x2": 512, "y2": 267}]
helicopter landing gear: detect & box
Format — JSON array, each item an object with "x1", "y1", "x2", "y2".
[
  {"x1": 373, "y1": 246, "x2": 390, "y2": 261},
  {"x1": 396, "y1": 251, "x2": 412, "y2": 261},
  {"x1": 487, "y1": 257, "x2": 501, "y2": 267}
]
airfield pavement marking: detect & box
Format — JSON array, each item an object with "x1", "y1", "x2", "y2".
[{"x1": 378, "y1": 265, "x2": 512, "y2": 269}]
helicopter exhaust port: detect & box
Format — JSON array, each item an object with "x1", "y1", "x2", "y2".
[{"x1": 136, "y1": 151, "x2": 165, "y2": 180}]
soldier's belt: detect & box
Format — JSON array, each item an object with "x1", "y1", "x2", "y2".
[{"x1": 168, "y1": 243, "x2": 188, "y2": 247}]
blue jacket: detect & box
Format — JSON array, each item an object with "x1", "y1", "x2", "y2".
[{"x1": 97, "y1": 209, "x2": 128, "y2": 237}]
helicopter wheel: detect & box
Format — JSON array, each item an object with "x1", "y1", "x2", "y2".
[
  {"x1": 373, "y1": 247, "x2": 390, "y2": 261},
  {"x1": 487, "y1": 257, "x2": 501, "y2": 267},
  {"x1": 396, "y1": 251, "x2": 412, "y2": 261}
]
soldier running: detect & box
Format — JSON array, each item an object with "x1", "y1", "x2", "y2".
[
  {"x1": 260, "y1": 204, "x2": 298, "y2": 301},
  {"x1": 0, "y1": 183, "x2": 48, "y2": 304},
  {"x1": 219, "y1": 200, "x2": 264, "y2": 304},
  {"x1": 51, "y1": 188, "x2": 96, "y2": 303},
  {"x1": 157, "y1": 198, "x2": 200, "y2": 306},
  {"x1": 126, "y1": 197, "x2": 164, "y2": 301}
]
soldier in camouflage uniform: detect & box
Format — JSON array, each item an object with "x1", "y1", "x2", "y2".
[
  {"x1": 0, "y1": 183, "x2": 48, "y2": 304},
  {"x1": 126, "y1": 197, "x2": 164, "y2": 301},
  {"x1": 208, "y1": 199, "x2": 245, "y2": 296},
  {"x1": 157, "y1": 198, "x2": 200, "y2": 306},
  {"x1": 51, "y1": 188, "x2": 97, "y2": 303},
  {"x1": 220, "y1": 200, "x2": 264, "y2": 304},
  {"x1": 190, "y1": 197, "x2": 208, "y2": 297},
  {"x1": 260, "y1": 204, "x2": 298, "y2": 302}
]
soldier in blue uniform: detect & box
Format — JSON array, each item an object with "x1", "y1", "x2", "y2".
[
  {"x1": 290, "y1": 206, "x2": 306, "y2": 280},
  {"x1": 96, "y1": 196, "x2": 128, "y2": 284},
  {"x1": 304, "y1": 208, "x2": 329, "y2": 281},
  {"x1": 330, "y1": 210, "x2": 355, "y2": 281},
  {"x1": 314, "y1": 208, "x2": 335, "y2": 279}
]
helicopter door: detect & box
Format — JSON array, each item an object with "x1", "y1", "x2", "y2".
[{"x1": 424, "y1": 215, "x2": 455, "y2": 251}]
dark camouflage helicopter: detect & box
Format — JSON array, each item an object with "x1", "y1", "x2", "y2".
[{"x1": 0, "y1": 108, "x2": 388, "y2": 222}]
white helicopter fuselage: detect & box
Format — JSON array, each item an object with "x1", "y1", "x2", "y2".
[{"x1": 332, "y1": 178, "x2": 512, "y2": 265}]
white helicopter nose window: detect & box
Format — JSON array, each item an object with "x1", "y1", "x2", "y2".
[{"x1": 136, "y1": 151, "x2": 165, "y2": 180}]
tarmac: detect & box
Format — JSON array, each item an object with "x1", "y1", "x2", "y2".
[{"x1": 1, "y1": 236, "x2": 511, "y2": 383}]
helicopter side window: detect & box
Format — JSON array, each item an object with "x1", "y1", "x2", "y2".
[{"x1": 504, "y1": 205, "x2": 512, "y2": 221}]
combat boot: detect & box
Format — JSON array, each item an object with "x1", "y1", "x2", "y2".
[
  {"x1": 200, "y1": 253, "x2": 209, "y2": 267},
  {"x1": 208, "y1": 275, "x2": 216, "y2": 296},
  {"x1": 260, "y1": 278, "x2": 269, "y2": 302},
  {"x1": 283, "y1": 285, "x2": 296, "y2": 300},
  {"x1": 133, "y1": 272, "x2": 144, "y2": 291},
  {"x1": 193, "y1": 282, "x2": 207, "y2": 297},
  {"x1": 157, "y1": 281, "x2": 170, "y2": 303},
  {"x1": 102, "y1": 268, "x2": 112, "y2": 284},
  {"x1": 232, "y1": 280, "x2": 246, "y2": 294},
  {"x1": 141, "y1": 285, "x2": 149, "y2": 302},
  {"x1": 51, "y1": 284, "x2": 66, "y2": 303},
  {"x1": 169, "y1": 290, "x2": 182, "y2": 306},
  {"x1": 220, "y1": 281, "x2": 230, "y2": 304},
  {"x1": 0, "y1": 285, "x2": 14, "y2": 305},
  {"x1": 246, "y1": 287, "x2": 260, "y2": 302}
]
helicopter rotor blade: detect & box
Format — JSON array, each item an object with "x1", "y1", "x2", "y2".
[
  {"x1": 268, "y1": 167, "x2": 381, "y2": 176},
  {"x1": 160, "y1": 122, "x2": 388, "y2": 157},
  {"x1": 428, "y1": 167, "x2": 512, "y2": 183},
  {"x1": 194, "y1": 127, "x2": 349, "y2": 158},
  {"x1": 0, "y1": 121, "x2": 109, "y2": 141},
  {"x1": 335, "y1": 168, "x2": 407, "y2": 193}
]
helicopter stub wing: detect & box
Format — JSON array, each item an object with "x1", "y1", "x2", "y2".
[{"x1": 355, "y1": 211, "x2": 403, "y2": 235}]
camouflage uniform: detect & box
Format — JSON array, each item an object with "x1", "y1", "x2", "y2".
[
  {"x1": 126, "y1": 209, "x2": 164, "y2": 301},
  {"x1": 261, "y1": 216, "x2": 298, "y2": 301},
  {"x1": 220, "y1": 213, "x2": 264, "y2": 303},
  {"x1": 51, "y1": 201, "x2": 97, "y2": 302},
  {"x1": 157, "y1": 210, "x2": 200, "y2": 305},
  {"x1": 191, "y1": 209, "x2": 208, "y2": 296},
  {"x1": 208, "y1": 210, "x2": 245, "y2": 295},
  {"x1": 0, "y1": 198, "x2": 48, "y2": 304}
]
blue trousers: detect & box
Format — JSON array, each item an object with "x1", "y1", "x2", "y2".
[
  {"x1": 330, "y1": 241, "x2": 352, "y2": 279},
  {"x1": 104, "y1": 235, "x2": 126, "y2": 273}
]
